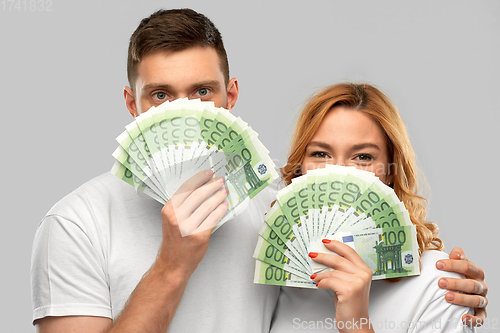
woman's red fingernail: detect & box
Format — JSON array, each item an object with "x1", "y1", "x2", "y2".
[
  {"x1": 322, "y1": 239, "x2": 331, "y2": 244},
  {"x1": 310, "y1": 274, "x2": 317, "y2": 279},
  {"x1": 309, "y1": 252, "x2": 318, "y2": 258}
]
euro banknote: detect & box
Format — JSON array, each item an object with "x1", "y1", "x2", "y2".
[
  {"x1": 254, "y1": 165, "x2": 420, "y2": 287},
  {"x1": 111, "y1": 98, "x2": 279, "y2": 231}
]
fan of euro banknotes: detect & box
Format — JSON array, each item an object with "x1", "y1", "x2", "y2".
[
  {"x1": 111, "y1": 98, "x2": 279, "y2": 231},
  {"x1": 254, "y1": 165, "x2": 420, "y2": 288}
]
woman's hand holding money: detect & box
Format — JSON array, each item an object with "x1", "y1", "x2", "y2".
[{"x1": 309, "y1": 240, "x2": 375, "y2": 333}]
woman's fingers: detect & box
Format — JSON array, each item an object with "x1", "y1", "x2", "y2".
[
  {"x1": 314, "y1": 270, "x2": 371, "y2": 299},
  {"x1": 312, "y1": 269, "x2": 352, "y2": 285},
  {"x1": 309, "y1": 239, "x2": 372, "y2": 274},
  {"x1": 309, "y1": 251, "x2": 357, "y2": 274}
]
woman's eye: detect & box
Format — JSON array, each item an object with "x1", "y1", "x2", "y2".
[
  {"x1": 356, "y1": 154, "x2": 373, "y2": 161},
  {"x1": 153, "y1": 92, "x2": 167, "y2": 100},
  {"x1": 312, "y1": 151, "x2": 328, "y2": 158}
]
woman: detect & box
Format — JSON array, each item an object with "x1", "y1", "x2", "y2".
[{"x1": 271, "y1": 83, "x2": 478, "y2": 332}]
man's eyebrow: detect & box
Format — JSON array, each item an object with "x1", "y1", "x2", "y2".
[
  {"x1": 193, "y1": 80, "x2": 222, "y2": 87},
  {"x1": 143, "y1": 83, "x2": 173, "y2": 91},
  {"x1": 143, "y1": 80, "x2": 222, "y2": 92}
]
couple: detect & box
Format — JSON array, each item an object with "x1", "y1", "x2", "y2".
[{"x1": 31, "y1": 8, "x2": 488, "y2": 332}]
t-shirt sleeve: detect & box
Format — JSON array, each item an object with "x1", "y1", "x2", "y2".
[
  {"x1": 410, "y1": 252, "x2": 475, "y2": 333},
  {"x1": 31, "y1": 214, "x2": 112, "y2": 323},
  {"x1": 411, "y1": 293, "x2": 475, "y2": 332}
]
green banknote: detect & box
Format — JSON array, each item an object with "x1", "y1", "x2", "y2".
[
  {"x1": 373, "y1": 225, "x2": 420, "y2": 279},
  {"x1": 253, "y1": 236, "x2": 310, "y2": 280},
  {"x1": 254, "y1": 260, "x2": 316, "y2": 289},
  {"x1": 263, "y1": 203, "x2": 308, "y2": 268},
  {"x1": 111, "y1": 98, "x2": 278, "y2": 232},
  {"x1": 254, "y1": 165, "x2": 421, "y2": 288}
]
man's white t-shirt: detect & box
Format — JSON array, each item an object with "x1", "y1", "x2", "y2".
[
  {"x1": 31, "y1": 172, "x2": 280, "y2": 332},
  {"x1": 270, "y1": 250, "x2": 474, "y2": 333}
]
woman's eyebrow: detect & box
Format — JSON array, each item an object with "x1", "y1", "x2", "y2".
[
  {"x1": 307, "y1": 141, "x2": 380, "y2": 151},
  {"x1": 351, "y1": 143, "x2": 380, "y2": 151},
  {"x1": 307, "y1": 141, "x2": 332, "y2": 150}
]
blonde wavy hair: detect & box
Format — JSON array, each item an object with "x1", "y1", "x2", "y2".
[{"x1": 281, "y1": 82, "x2": 443, "y2": 255}]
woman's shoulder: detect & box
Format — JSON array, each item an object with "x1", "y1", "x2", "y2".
[
  {"x1": 374, "y1": 250, "x2": 465, "y2": 295},
  {"x1": 370, "y1": 250, "x2": 472, "y2": 329},
  {"x1": 420, "y1": 250, "x2": 465, "y2": 279},
  {"x1": 408, "y1": 250, "x2": 466, "y2": 292}
]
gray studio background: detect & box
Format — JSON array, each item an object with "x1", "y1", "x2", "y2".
[{"x1": 1, "y1": 0, "x2": 498, "y2": 331}]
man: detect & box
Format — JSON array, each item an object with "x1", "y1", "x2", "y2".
[{"x1": 31, "y1": 8, "x2": 488, "y2": 332}]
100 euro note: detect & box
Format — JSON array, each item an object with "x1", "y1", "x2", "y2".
[
  {"x1": 111, "y1": 98, "x2": 279, "y2": 232},
  {"x1": 254, "y1": 165, "x2": 420, "y2": 288},
  {"x1": 254, "y1": 222, "x2": 420, "y2": 286}
]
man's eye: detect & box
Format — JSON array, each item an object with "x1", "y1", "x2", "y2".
[
  {"x1": 153, "y1": 92, "x2": 167, "y2": 100},
  {"x1": 197, "y1": 88, "x2": 209, "y2": 96}
]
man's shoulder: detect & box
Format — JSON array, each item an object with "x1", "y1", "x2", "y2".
[
  {"x1": 77, "y1": 172, "x2": 131, "y2": 194},
  {"x1": 46, "y1": 172, "x2": 147, "y2": 220}
]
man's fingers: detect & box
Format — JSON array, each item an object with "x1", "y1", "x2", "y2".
[
  {"x1": 188, "y1": 187, "x2": 228, "y2": 227},
  {"x1": 462, "y1": 309, "x2": 487, "y2": 328},
  {"x1": 449, "y1": 247, "x2": 467, "y2": 260},
  {"x1": 439, "y1": 277, "x2": 487, "y2": 296},
  {"x1": 445, "y1": 291, "x2": 488, "y2": 309},
  {"x1": 181, "y1": 187, "x2": 229, "y2": 236},
  {"x1": 193, "y1": 201, "x2": 229, "y2": 234},
  {"x1": 436, "y1": 259, "x2": 485, "y2": 281},
  {"x1": 171, "y1": 169, "x2": 215, "y2": 206},
  {"x1": 181, "y1": 177, "x2": 225, "y2": 214}
]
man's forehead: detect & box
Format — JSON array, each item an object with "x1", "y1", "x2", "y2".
[{"x1": 136, "y1": 48, "x2": 225, "y2": 85}]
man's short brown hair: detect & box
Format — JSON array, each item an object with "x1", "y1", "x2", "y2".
[{"x1": 127, "y1": 8, "x2": 230, "y2": 90}]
